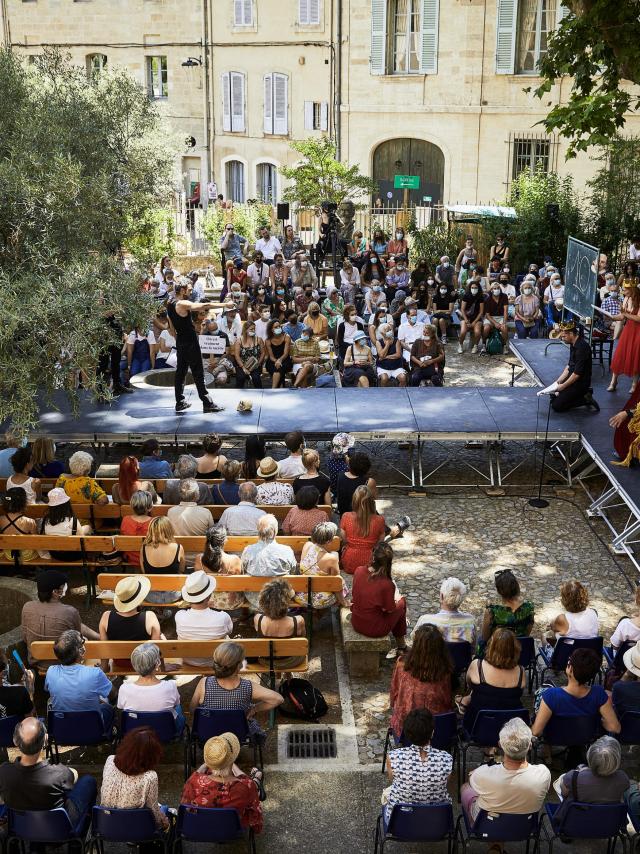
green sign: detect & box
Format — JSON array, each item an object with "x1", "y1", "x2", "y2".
[{"x1": 394, "y1": 174, "x2": 420, "y2": 190}]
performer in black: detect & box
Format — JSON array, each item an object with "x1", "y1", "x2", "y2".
[
  {"x1": 167, "y1": 281, "x2": 230, "y2": 413},
  {"x1": 551, "y1": 321, "x2": 600, "y2": 412}
]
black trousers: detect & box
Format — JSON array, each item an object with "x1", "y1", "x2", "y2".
[
  {"x1": 235, "y1": 366, "x2": 263, "y2": 389},
  {"x1": 551, "y1": 384, "x2": 590, "y2": 412},
  {"x1": 411, "y1": 365, "x2": 443, "y2": 387},
  {"x1": 97, "y1": 345, "x2": 122, "y2": 388},
  {"x1": 175, "y1": 341, "x2": 209, "y2": 403}
]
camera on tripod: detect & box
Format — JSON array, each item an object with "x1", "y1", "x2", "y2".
[{"x1": 321, "y1": 200, "x2": 338, "y2": 214}]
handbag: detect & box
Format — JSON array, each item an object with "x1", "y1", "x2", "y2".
[{"x1": 243, "y1": 355, "x2": 259, "y2": 372}]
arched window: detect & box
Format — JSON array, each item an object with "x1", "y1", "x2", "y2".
[
  {"x1": 256, "y1": 163, "x2": 277, "y2": 204},
  {"x1": 86, "y1": 53, "x2": 107, "y2": 77},
  {"x1": 225, "y1": 160, "x2": 245, "y2": 203}
]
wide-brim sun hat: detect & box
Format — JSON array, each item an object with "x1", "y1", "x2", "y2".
[
  {"x1": 181, "y1": 570, "x2": 217, "y2": 604},
  {"x1": 203, "y1": 732, "x2": 241, "y2": 770},
  {"x1": 257, "y1": 456, "x2": 279, "y2": 478},
  {"x1": 114, "y1": 576, "x2": 152, "y2": 613},
  {"x1": 47, "y1": 487, "x2": 71, "y2": 508},
  {"x1": 332, "y1": 432, "x2": 355, "y2": 451},
  {"x1": 352, "y1": 330, "x2": 368, "y2": 343},
  {"x1": 623, "y1": 641, "x2": 640, "y2": 678}
]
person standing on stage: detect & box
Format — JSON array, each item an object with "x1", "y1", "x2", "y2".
[
  {"x1": 607, "y1": 278, "x2": 640, "y2": 394},
  {"x1": 550, "y1": 321, "x2": 599, "y2": 413},
  {"x1": 167, "y1": 281, "x2": 230, "y2": 413}
]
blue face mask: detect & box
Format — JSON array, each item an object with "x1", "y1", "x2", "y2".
[
  {"x1": 409, "y1": 316, "x2": 417, "y2": 325},
  {"x1": 277, "y1": 288, "x2": 284, "y2": 295},
  {"x1": 273, "y1": 327, "x2": 282, "y2": 335},
  {"x1": 301, "y1": 333, "x2": 310, "y2": 341}
]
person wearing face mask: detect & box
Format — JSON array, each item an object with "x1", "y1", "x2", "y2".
[
  {"x1": 322, "y1": 286, "x2": 345, "y2": 336},
  {"x1": 348, "y1": 230, "x2": 370, "y2": 270},
  {"x1": 375, "y1": 323, "x2": 407, "y2": 387},
  {"x1": 482, "y1": 284, "x2": 510, "y2": 353},
  {"x1": 246, "y1": 252, "x2": 269, "y2": 287},
  {"x1": 273, "y1": 299, "x2": 289, "y2": 325},
  {"x1": 217, "y1": 307, "x2": 243, "y2": 347},
  {"x1": 264, "y1": 320, "x2": 292, "y2": 388},
  {"x1": 514, "y1": 281, "x2": 541, "y2": 339},
  {"x1": 255, "y1": 305, "x2": 273, "y2": 341},
  {"x1": 362, "y1": 253, "x2": 387, "y2": 288},
  {"x1": 487, "y1": 257, "x2": 503, "y2": 283},
  {"x1": 599, "y1": 273, "x2": 618, "y2": 302},
  {"x1": 457, "y1": 280, "x2": 485, "y2": 354},
  {"x1": 435, "y1": 256, "x2": 454, "y2": 290},
  {"x1": 385, "y1": 255, "x2": 410, "y2": 302},
  {"x1": 303, "y1": 301, "x2": 329, "y2": 340},
  {"x1": 490, "y1": 234, "x2": 509, "y2": 263},
  {"x1": 398, "y1": 307, "x2": 426, "y2": 357},
  {"x1": 371, "y1": 228, "x2": 388, "y2": 259},
  {"x1": 291, "y1": 325, "x2": 322, "y2": 388},
  {"x1": 291, "y1": 255, "x2": 318, "y2": 291},
  {"x1": 428, "y1": 283, "x2": 455, "y2": 344},
  {"x1": 598, "y1": 280, "x2": 623, "y2": 340},
  {"x1": 283, "y1": 310, "x2": 305, "y2": 343},
  {"x1": 343, "y1": 330, "x2": 376, "y2": 388},
  {"x1": 387, "y1": 228, "x2": 408, "y2": 259},
  {"x1": 368, "y1": 305, "x2": 393, "y2": 346},
  {"x1": 399, "y1": 297, "x2": 428, "y2": 326},
  {"x1": 340, "y1": 259, "x2": 361, "y2": 306},
  {"x1": 233, "y1": 320, "x2": 265, "y2": 389},
  {"x1": 409, "y1": 324, "x2": 445, "y2": 387},
  {"x1": 455, "y1": 237, "x2": 478, "y2": 286},
  {"x1": 224, "y1": 258, "x2": 248, "y2": 297},
  {"x1": 337, "y1": 304, "x2": 365, "y2": 362},
  {"x1": 364, "y1": 280, "x2": 388, "y2": 323},
  {"x1": 410, "y1": 259, "x2": 430, "y2": 289},
  {"x1": 269, "y1": 253, "x2": 289, "y2": 294}
]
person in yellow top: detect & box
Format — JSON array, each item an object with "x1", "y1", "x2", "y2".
[{"x1": 56, "y1": 451, "x2": 108, "y2": 505}]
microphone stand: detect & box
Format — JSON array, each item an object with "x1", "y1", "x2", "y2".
[{"x1": 529, "y1": 394, "x2": 553, "y2": 509}]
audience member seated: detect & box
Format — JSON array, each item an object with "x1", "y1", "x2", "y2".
[
  {"x1": 42, "y1": 488, "x2": 92, "y2": 559},
  {"x1": 175, "y1": 571, "x2": 232, "y2": 667},
  {"x1": 532, "y1": 649, "x2": 620, "y2": 742},
  {"x1": 241, "y1": 515, "x2": 297, "y2": 610},
  {"x1": 56, "y1": 451, "x2": 108, "y2": 505},
  {"x1": 162, "y1": 455, "x2": 212, "y2": 505},
  {"x1": 458, "y1": 629, "x2": 525, "y2": 730},
  {"x1": 282, "y1": 486, "x2": 328, "y2": 536},
  {"x1": 337, "y1": 305, "x2": 365, "y2": 362},
  {"x1": 195, "y1": 525, "x2": 246, "y2": 612},
  {"x1": 343, "y1": 330, "x2": 376, "y2": 387},
  {"x1": 0, "y1": 488, "x2": 38, "y2": 562},
  {"x1": 340, "y1": 485, "x2": 385, "y2": 575},
  {"x1": 0, "y1": 717, "x2": 97, "y2": 822},
  {"x1": 278, "y1": 431, "x2": 307, "y2": 478},
  {"x1": 0, "y1": 649, "x2": 34, "y2": 718},
  {"x1": 389, "y1": 624, "x2": 454, "y2": 739},
  {"x1": 140, "y1": 517, "x2": 185, "y2": 605},
  {"x1": 547, "y1": 579, "x2": 599, "y2": 641},
  {"x1": 22, "y1": 570, "x2": 98, "y2": 668},
  {"x1": 461, "y1": 718, "x2": 550, "y2": 824},
  {"x1": 292, "y1": 448, "x2": 331, "y2": 505},
  {"x1": 211, "y1": 459, "x2": 242, "y2": 505},
  {"x1": 412, "y1": 577, "x2": 477, "y2": 644},
  {"x1": 610, "y1": 585, "x2": 640, "y2": 650},
  {"x1": 382, "y1": 709, "x2": 452, "y2": 821},
  {"x1": 255, "y1": 458, "x2": 294, "y2": 505},
  {"x1": 45, "y1": 629, "x2": 115, "y2": 731},
  {"x1": 612, "y1": 640, "x2": 640, "y2": 717},
  {"x1": 138, "y1": 439, "x2": 172, "y2": 480},
  {"x1": 241, "y1": 436, "x2": 267, "y2": 480},
  {"x1": 351, "y1": 542, "x2": 407, "y2": 655},
  {"x1": 181, "y1": 733, "x2": 263, "y2": 833},
  {"x1": 167, "y1": 479, "x2": 214, "y2": 568},
  {"x1": 194, "y1": 433, "x2": 227, "y2": 478},
  {"x1": 112, "y1": 456, "x2": 154, "y2": 505},
  {"x1": 481, "y1": 569, "x2": 534, "y2": 641},
  {"x1": 0, "y1": 429, "x2": 21, "y2": 478},
  {"x1": 120, "y1": 489, "x2": 154, "y2": 567},
  {"x1": 29, "y1": 437, "x2": 64, "y2": 479},
  {"x1": 190, "y1": 642, "x2": 283, "y2": 744},
  {"x1": 117, "y1": 643, "x2": 185, "y2": 732},
  {"x1": 100, "y1": 727, "x2": 170, "y2": 831},
  {"x1": 99, "y1": 576, "x2": 162, "y2": 669},
  {"x1": 294, "y1": 522, "x2": 348, "y2": 609},
  {"x1": 375, "y1": 322, "x2": 408, "y2": 387},
  {"x1": 5, "y1": 447, "x2": 40, "y2": 504},
  {"x1": 336, "y1": 450, "x2": 377, "y2": 518},
  {"x1": 409, "y1": 323, "x2": 445, "y2": 387},
  {"x1": 514, "y1": 280, "x2": 541, "y2": 339},
  {"x1": 218, "y1": 482, "x2": 266, "y2": 535},
  {"x1": 254, "y1": 579, "x2": 305, "y2": 638},
  {"x1": 457, "y1": 281, "x2": 485, "y2": 354}
]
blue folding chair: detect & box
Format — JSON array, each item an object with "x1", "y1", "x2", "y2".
[
  {"x1": 446, "y1": 641, "x2": 473, "y2": 676},
  {"x1": 0, "y1": 715, "x2": 21, "y2": 762},
  {"x1": 189, "y1": 707, "x2": 263, "y2": 776},
  {"x1": 89, "y1": 805, "x2": 171, "y2": 854},
  {"x1": 456, "y1": 808, "x2": 540, "y2": 853},
  {"x1": 543, "y1": 801, "x2": 629, "y2": 853},
  {"x1": 517, "y1": 636, "x2": 538, "y2": 693},
  {"x1": 380, "y1": 712, "x2": 459, "y2": 772},
  {"x1": 47, "y1": 710, "x2": 117, "y2": 763},
  {"x1": 604, "y1": 640, "x2": 636, "y2": 673},
  {"x1": 459, "y1": 709, "x2": 530, "y2": 793},
  {"x1": 120, "y1": 710, "x2": 190, "y2": 780},
  {"x1": 617, "y1": 711, "x2": 640, "y2": 746},
  {"x1": 374, "y1": 802, "x2": 455, "y2": 854},
  {"x1": 8, "y1": 807, "x2": 90, "y2": 854},
  {"x1": 171, "y1": 804, "x2": 256, "y2": 854},
  {"x1": 537, "y1": 636, "x2": 604, "y2": 684},
  {"x1": 533, "y1": 713, "x2": 600, "y2": 762}
]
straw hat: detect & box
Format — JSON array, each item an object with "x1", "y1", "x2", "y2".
[
  {"x1": 47, "y1": 487, "x2": 71, "y2": 508},
  {"x1": 623, "y1": 640, "x2": 640, "y2": 678},
  {"x1": 181, "y1": 570, "x2": 216, "y2": 604},
  {"x1": 114, "y1": 576, "x2": 151, "y2": 613},
  {"x1": 257, "y1": 457, "x2": 279, "y2": 478},
  {"x1": 203, "y1": 732, "x2": 240, "y2": 770}
]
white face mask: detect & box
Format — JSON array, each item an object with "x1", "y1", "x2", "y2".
[
  {"x1": 442, "y1": 262, "x2": 450, "y2": 268},
  {"x1": 470, "y1": 287, "x2": 479, "y2": 295},
  {"x1": 395, "y1": 232, "x2": 403, "y2": 240},
  {"x1": 522, "y1": 288, "x2": 533, "y2": 295},
  {"x1": 491, "y1": 288, "x2": 501, "y2": 296},
  {"x1": 439, "y1": 288, "x2": 447, "y2": 295}
]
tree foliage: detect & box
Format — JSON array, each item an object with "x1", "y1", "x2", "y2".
[
  {"x1": 532, "y1": 1, "x2": 640, "y2": 157},
  {"x1": 406, "y1": 219, "x2": 466, "y2": 266},
  {"x1": 279, "y1": 138, "x2": 377, "y2": 207},
  {"x1": 0, "y1": 48, "x2": 178, "y2": 430}
]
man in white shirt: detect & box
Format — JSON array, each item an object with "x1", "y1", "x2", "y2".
[
  {"x1": 175, "y1": 572, "x2": 232, "y2": 667},
  {"x1": 277, "y1": 431, "x2": 306, "y2": 477},
  {"x1": 167, "y1": 480, "x2": 214, "y2": 568},
  {"x1": 246, "y1": 253, "x2": 270, "y2": 286},
  {"x1": 397, "y1": 307, "x2": 425, "y2": 356},
  {"x1": 399, "y1": 297, "x2": 429, "y2": 326},
  {"x1": 217, "y1": 308, "x2": 243, "y2": 346},
  {"x1": 255, "y1": 307, "x2": 273, "y2": 341},
  {"x1": 255, "y1": 226, "x2": 282, "y2": 264},
  {"x1": 218, "y1": 482, "x2": 266, "y2": 534},
  {"x1": 629, "y1": 238, "x2": 640, "y2": 261},
  {"x1": 241, "y1": 515, "x2": 296, "y2": 608}
]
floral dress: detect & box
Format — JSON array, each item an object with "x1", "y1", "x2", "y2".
[
  {"x1": 294, "y1": 543, "x2": 348, "y2": 609},
  {"x1": 181, "y1": 772, "x2": 263, "y2": 832},
  {"x1": 485, "y1": 600, "x2": 535, "y2": 639}
]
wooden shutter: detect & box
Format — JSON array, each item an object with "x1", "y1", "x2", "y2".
[
  {"x1": 420, "y1": 0, "x2": 439, "y2": 74},
  {"x1": 370, "y1": 0, "x2": 387, "y2": 75},
  {"x1": 274, "y1": 73, "x2": 288, "y2": 135},
  {"x1": 230, "y1": 72, "x2": 245, "y2": 132},
  {"x1": 495, "y1": 0, "x2": 518, "y2": 74},
  {"x1": 304, "y1": 100, "x2": 314, "y2": 130},
  {"x1": 264, "y1": 74, "x2": 273, "y2": 134},
  {"x1": 221, "y1": 72, "x2": 231, "y2": 131},
  {"x1": 320, "y1": 101, "x2": 329, "y2": 131}
]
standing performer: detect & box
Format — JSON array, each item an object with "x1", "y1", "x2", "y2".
[
  {"x1": 167, "y1": 281, "x2": 230, "y2": 413},
  {"x1": 607, "y1": 278, "x2": 640, "y2": 394},
  {"x1": 550, "y1": 321, "x2": 600, "y2": 413}
]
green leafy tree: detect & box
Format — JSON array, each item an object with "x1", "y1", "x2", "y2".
[
  {"x1": 532, "y1": 2, "x2": 640, "y2": 157},
  {"x1": 0, "y1": 48, "x2": 177, "y2": 430},
  {"x1": 125, "y1": 208, "x2": 178, "y2": 268},
  {"x1": 407, "y1": 219, "x2": 467, "y2": 267},
  {"x1": 279, "y1": 138, "x2": 377, "y2": 207},
  {"x1": 202, "y1": 203, "x2": 273, "y2": 265}
]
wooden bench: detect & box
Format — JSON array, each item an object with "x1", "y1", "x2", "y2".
[
  {"x1": 340, "y1": 607, "x2": 392, "y2": 679},
  {"x1": 0, "y1": 477, "x2": 298, "y2": 496}
]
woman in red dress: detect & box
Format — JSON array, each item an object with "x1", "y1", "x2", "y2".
[
  {"x1": 610, "y1": 384, "x2": 640, "y2": 464},
  {"x1": 351, "y1": 542, "x2": 407, "y2": 654},
  {"x1": 339, "y1": 485, "x2": 386, "y2": 575},
  {"x1": 608, "y1": 279, "x2": 640, "y2": 393}
]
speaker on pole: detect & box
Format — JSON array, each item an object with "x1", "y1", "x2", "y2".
[{"x1": 277, "y1": 202, "x2": 290, "y2": 220}]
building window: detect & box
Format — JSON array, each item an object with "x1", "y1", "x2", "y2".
[
  {"x1": 222, "y1": 72, "x2": 246, "y2": 133},
  {"x1": 511, "y1": 136, "x2": 551, "y2": 180},
  {"x1": 304, "y1": 101, "x2": 329, "y2": 131},
  {"x1": 226, "y1": 160, "x2": 246, "y2": 203},
  {"x1": 263, "y1": 73, "x2": 288, "y2": 136},
  {"x1": 87, "y1": 53, "x2": 107, "y2": 76},
  {"x1": 256, "y1": 164, "x2": 277, "y2": 204},
  {"x1": 147, "y1": 56, "x2": 168, "y2": 100},
  {"x1": 234, "y1": 0, "x2": 253, "y2": 26},
  {"x1": 298, "y1": 0, "x2": 320, "y2": 25},
  {"x1": 371, "y1": 0, "x2": 439, "y2": 76},
  {"x1": 516, "y1": 0, "x2": 556, "y2": 73},
  {"x1": 391, "y1": 0, "x2": 421, "y2": 73}
]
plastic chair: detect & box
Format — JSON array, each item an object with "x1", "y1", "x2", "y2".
[
  {"x1": 8, "y1": 807, "x2": 89, "y2": 854},
  {"x1": 0, "y1": 715, "x2": 21, "y2": 762},
  {"x1": 445, "y1": 641, "x2": 473, "y2": 676},
  {"x1": 543, "y1": 801, "x2": 628, "y2": 853},
  {"x1": 537, "y1": 636, "x2": 604, "y2": 684},
  {"x1": 380, "y1": 712, "x2": 459, "y2": 772},
  {"x1": 456, "y1": 808, "x2": 540, "y2": 853},
  {"x1": 171, "y1": 804, "x2": 256, "y2": 854},
  {"x1": 89, "y1": 805, "x2": 170, "y2": 854},
  {"x1": 47, "y1": 710, "x2": 117, "y2": 763},
  {"x1": 120, "y1": 710, "x2": 190, "y2": 780},
  {"x1": 617, "y1": 711, "x2": 640, "y2": 746},
  {"x1": 604, "y1": 640, "x2": 636, "y2": 673},
  {"x1": 189, "y1": 707, "x2": 263, "y2": 775},
  {"x1": 374, "y1": 802, "x2": 455, "y2": 854},
  {"x1": 533, "y1": 713, "x2": 600, "y2": 762},
  {"x1": 459, "y1": 709, "x2": 530, "y2": 792},
  {"x1": 517, "y1": 636, "x2": 538, "y2": 693}
]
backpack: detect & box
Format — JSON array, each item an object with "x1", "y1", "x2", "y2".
[
  {"x1": 278, "y1": 678, "x2": 328, "y2": 721},
  {"x1": 486, "y1": 327, "x2": 503, "y2": 355}
]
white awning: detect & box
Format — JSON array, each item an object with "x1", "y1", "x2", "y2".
[{"x1": 445, "y1": 205, "x2": 517, "y2": 219}]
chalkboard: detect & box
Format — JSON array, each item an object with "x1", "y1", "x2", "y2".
[{"x1": 564, "y1": 236, "x2": 599, "y2": 322}]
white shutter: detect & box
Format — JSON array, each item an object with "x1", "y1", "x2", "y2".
[
  {"x1": 264, "y1": 74, "x2": 273, "y2": 134},
  {"x1": 299, "y1": 0, "x2": 310, "y2": 24},
  {"x1": 557, "y1": 1, "x2": 570, "y2": 22},
  {"x1": 495, "y1": 0, "x2": 518, "y2": 74},
  {"x1": 230, "y1": 72, "x2": 245, "y2": 132},
  {"x1": 420, "y1": 0, "x2": 439, "y2": 74},
  {"x1": 309, "y1": 0, "x2": 320, "y2": 24},
  {"x1": 243, "y1": 0, "x2": 252, "y2": 24},
  {"x1": 370, "y1": 0, "x2": 387, "y2": 75},
  {"x1": 222, "y1": 72, "x2": 231, "y2": 132},
  {"x1": 234, "y1": 0, "x2": 252, "y2": 25},
  {"x1": 274, "y1": 73, "x2": 288, "y2": 135},
  {"x1": 320, "y1": 101, "x2": 329, "y2": 131},
  {"x1": 304, "y1": 100, "x2": 314, "y2": 130}
]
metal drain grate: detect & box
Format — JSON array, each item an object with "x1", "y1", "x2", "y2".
[{"x1": 287, "y1": 728, "x2": 337, "y2": 759}]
